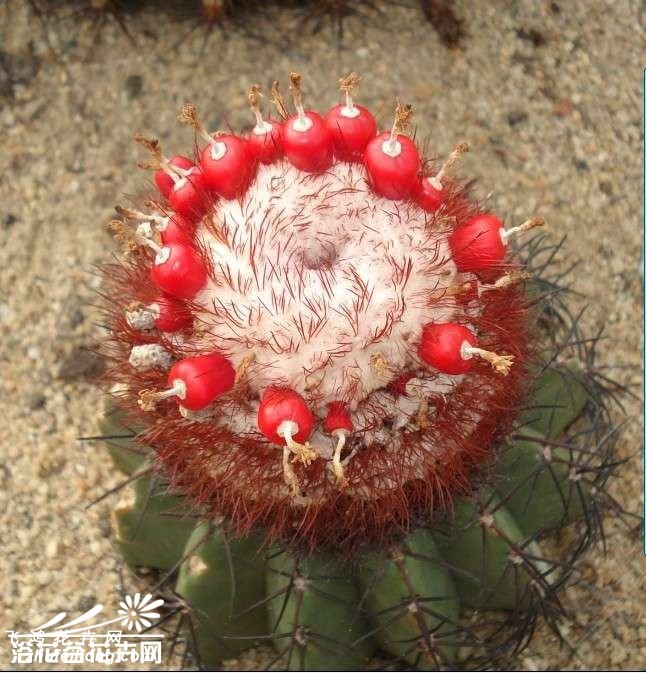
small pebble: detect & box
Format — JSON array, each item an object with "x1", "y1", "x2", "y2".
[
  {"x1": 45, "y1": 538, "x2": 61, "y2": 558},
  {"x1": 124, "y1": 74, "x2": 143, "y2": 99}
]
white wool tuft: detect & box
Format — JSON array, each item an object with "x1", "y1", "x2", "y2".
[
  {"x1": 129, "y1": 344, "x2": 172, "y2": 371},
  {"x1": 125, "y1": 304, "x2": 158, "y2": 331}
]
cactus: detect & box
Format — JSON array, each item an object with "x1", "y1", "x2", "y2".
[{"x1": 94, "y1": 72, "x2": 625, "y2": 669}]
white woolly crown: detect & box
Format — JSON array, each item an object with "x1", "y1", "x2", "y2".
[{"x1": 194, "y1": 160, "x2": 467, "y2": 416}]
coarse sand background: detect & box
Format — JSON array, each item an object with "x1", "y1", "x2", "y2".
[{"x1": 0, "y1": 0, "x2": 644, "y2": 669}]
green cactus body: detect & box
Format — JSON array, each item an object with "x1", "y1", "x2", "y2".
[
  {"x1": 494, "y1": 430, "x2": 588, "y2": 535},
  {"x1": 494, "y1": 360, "x2": 591, "y2": 534},
  {"x1": 357, "y1": 530, "x2": 459, "y2": 669},
  {"x1": 266, "y1": 552, "x2": 375, "y2": 671},
  {"x1": 432, "y1": 497, "x2": 538, "y2": 611},
  {"x1": 112, "y1": 472, "x2": 197, "y2": 570},
  {"x1": 176, "y1": 524, "x2": 267, "y2": 666},
  {"x1": 519, "y1": 360, "x2": 588, "y2": 438}
]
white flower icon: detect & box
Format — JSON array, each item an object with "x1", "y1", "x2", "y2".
[{"x1": 117, "y1": 593, "x2": 164, "y2": 632}]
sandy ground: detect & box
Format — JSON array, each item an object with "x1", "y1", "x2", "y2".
[{"x1": 0, "y1": 0, "x2": 644, "y2": 670}]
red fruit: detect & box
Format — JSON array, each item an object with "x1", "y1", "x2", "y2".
[
  {"x1": 150, "y1": 243, "x2": 207, "y2": 300},
  {"x1": 154, "y1": 155, "x2": 194, "y2": 198},
  {"x1": 364, "y1": 132, "x2": 420, "y2": 200},
  {"x1": 257, "y1": 387, "x2": 314, "y2": 445},
  {"x1": 247, "y1": 120, "x2": 284, "y2": 165},
  {"x1": 419, "y1": 322, "x2": 477, "y2": 375},
  {"x1": 152, "y1": 295, "x2": 193, "y2": 332},
  {"x1": 158, "y1": 214, "x2": 195, "y2": 246},
  {"x1": 325, "y1": 401, "x2": 353, "y2": 433},
  {"x1": 449, "y1": 214, "x2": 506, "y2": 273},
  {"x1": 283, "y1": 111, "x2": 334, "y2": 173},
  {"x1": 199, "y1": 134, "x2": 253, "y2": 200},
  {"x1": 324, "y1": 103, "x2": 377, "y2": 162},
  {"x1": 168, "y1": 167, "x2": 209, "y2": 221},
  {"x1": 413, "y1": 176, "x2": 446, "y2": 213},
  {"x1": 415, "y1": 142, "x2": 469, "y2": 212},
  {"x1": 168, "y1": 353, "x2": 235, "y2": 411}
]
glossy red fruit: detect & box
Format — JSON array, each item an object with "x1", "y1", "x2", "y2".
[
  {"x1": 257, "y1": 387, "x2": 314, "y2": 445},
  {"x1": 152, "y1": 295, "x2": 193, "y2": 332},
  {"x1": 419, "y1": 322, "x2": 477, "y2": 375},
  {"x1": 325, "y1": 401, "x2": 353, "y2": 433},
  {"x1": 168, "y1": 167, "x2": 209, "y2": 222},
  {"x1": 154, "y1": 155, "x2": 194, "y2": 198},
  {"x1": 150, "y1": 243, "x2": 207, "y2": 300},
  {"x1": 364, "y1": 132, "x2": 420, "y2": 200},
  {"x1": 158, "y1": 214, "x2": 195, "y2": 246},
  {"x1": 247, "y1": 120, "x2": 284, "y2": 165},
  {"x1": 168, "y1": 353, "x2": 235, "y2": 411},
  {"x1": 283, "y1": 111, "x2": 334, "y2": 173},
  {"x1": 449, "y1": 213, "x2": 506, "y2": 273},
  {"x1": 324, "y1": 104, "x2": 377, "y2": 162},
  {"x1": 413, "y1": 176, "x2": 446, "y2": 213},
  {"x1": 199, "y1": 134, "x2": 253, "y2": 200}
]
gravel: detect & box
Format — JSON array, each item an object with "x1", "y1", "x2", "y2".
[{"x1": 0, "y1": 0, "x2": 643, "y2": 669}]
